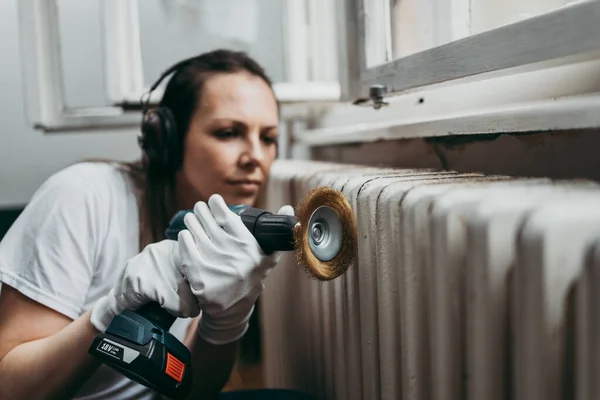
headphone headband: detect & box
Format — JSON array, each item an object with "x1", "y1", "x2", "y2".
[
  {"x1": 141, "y1": 55, "x2": 201, "y2": 113},
  {"x1": 139, "y1": 55, "x2": 201, "y2": 173}
]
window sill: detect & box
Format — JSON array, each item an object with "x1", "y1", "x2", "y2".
[
  {"x1": 296, "y1": 93, "x2": 600, "y2": 146},
  {"x1": 296, "y1": 53, "x2": 600, "y2": 146},
  {"x1": 112, "y1": 81, "x2": 341, "y2": 109},
  {"x1": 34, "y1": 82, "x2": 342, "y2": 133},
  {"x1": 35, "y1": 108, "x2": 141, "y2": 132}
]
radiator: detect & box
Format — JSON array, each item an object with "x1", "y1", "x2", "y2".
[{"x1": 259, "y1": 159, "x2": 600, "y2": 400}]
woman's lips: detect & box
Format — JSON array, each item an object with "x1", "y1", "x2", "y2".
[{"x1": 226, "y1": 180, "x2": 261, "y2": 193}]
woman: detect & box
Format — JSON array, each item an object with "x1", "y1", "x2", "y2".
[{"x1": 0, "y1": 50, "x2": 309, "y2": 399}]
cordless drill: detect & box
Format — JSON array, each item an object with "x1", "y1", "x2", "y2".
[{"x1": 88, "y1": 205, "x2": 298, "y2": 399}]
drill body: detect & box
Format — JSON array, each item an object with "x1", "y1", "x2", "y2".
[{"x1": 88, "y1": 205, "x2": 297, "y2": 399}]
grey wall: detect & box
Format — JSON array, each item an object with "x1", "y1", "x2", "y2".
[{"x1": 309, "y1": 129, "x2": 600, "y2": 183}]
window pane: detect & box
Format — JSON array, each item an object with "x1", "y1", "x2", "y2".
[
  {"x1": 471, "y1": 0, "x2": 570, "y2": 35},
  {"x1": 137, "y1": 0, "x2": 285, "y2": 88},
  {"x1": 389, "y1": 0, "x2": 577, "y2": 60},
  {"x1": 390, "y1": 0, "x2": 436, "y2": 59},
  {"x1": 56, "y1": 0, "x2": 108, "y2": 108}
]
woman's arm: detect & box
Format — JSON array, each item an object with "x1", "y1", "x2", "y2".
[
  {"x1": 0, "y1": 285, "x2": 102, "y2": 400},
  {"x1": 183, "y1": 319, "x2": 239, "y2": 400},
  {"x1": 172, "y1": 196, "x2": 295, "y2": 398},
  {"x1": 0, "y1": 286, "x2": 241, "y2": 400}
]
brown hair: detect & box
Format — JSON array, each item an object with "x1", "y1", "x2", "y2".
[{"x1": 123, "y1": 49, "x2": 277, "y2": 250}]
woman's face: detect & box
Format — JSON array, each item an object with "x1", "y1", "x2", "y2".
[{"x1": 176, "y1": 71, "x2": 279, "y2": 208}]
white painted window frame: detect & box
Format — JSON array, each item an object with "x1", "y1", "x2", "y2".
[
  {"x1": 18, "y1": 0, "x2": 141, "y2": 132},
  {"x1": 353, "y1": 0, "x2": 600, "y2": 98},
  {"x1": 111, "y1": 0, "x2": 341, "y2": 105},
  {"x1": 293, "y1": 0, "x2": 600, "y2": 147},
  {"x1": 19, "y1": 0, "x2": 341, "y2": 133}
]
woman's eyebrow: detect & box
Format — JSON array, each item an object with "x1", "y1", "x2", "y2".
[{"x1": 210, "y1": 118, "x2": 278, "y2": 130}]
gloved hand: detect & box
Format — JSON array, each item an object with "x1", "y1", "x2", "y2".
[
  {"x1": 177, "y1": 194, "x2": 295, "y2": 345},
  {"x1": 90, "y1": 240, "x2": 201, "y2": 332}
]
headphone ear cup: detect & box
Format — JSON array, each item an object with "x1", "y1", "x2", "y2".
[
  {"x1": 139, "y1": 107, "x2": 181, "y2": 172},
  {"x1": 139, "y1": 109, "x2": 164, "y2": 168},
  {"x1": 158, "y1": 107, "x2": 182, "y2": 171},
  {"x1": 137, "y1": 56, "x2": 198, "y2": 172}
]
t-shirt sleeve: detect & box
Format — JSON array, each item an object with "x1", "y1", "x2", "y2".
[{"x1": 0, "y1": 166, "x2": 104, "y2": 319}]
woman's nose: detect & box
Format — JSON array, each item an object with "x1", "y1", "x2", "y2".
[{"x1": 239, "y1": 136, "x2": 266, "y2": 167}]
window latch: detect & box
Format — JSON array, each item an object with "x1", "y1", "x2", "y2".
[{"x1": 352, "y1": 84, "x2": 389, "y2": 110}]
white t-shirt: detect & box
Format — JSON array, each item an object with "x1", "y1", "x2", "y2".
[{"x1": 0, "y1": 161, "x2": 193, "y2": 399}]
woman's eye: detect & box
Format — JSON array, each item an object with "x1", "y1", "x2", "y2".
[
  {"x1": 262, "y1": 135, "x2": 278, "y2": 145},
  {"x1": 214, "y1": 129, "x2": 238, "y2": 139}
]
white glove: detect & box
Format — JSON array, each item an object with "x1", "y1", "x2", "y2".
[
  {"x1": 177, "y1": 194, "x2": 295, "y2": 345},
  {"x1": 90, "y1": 240, "x2": 201, "y2": 332}
]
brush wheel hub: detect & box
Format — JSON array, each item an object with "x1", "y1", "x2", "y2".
[
  {"x1": 312, "y1": 224, "x2": 324, "y2": 243},
  {"x1": 308, "y1": 205, "x2": 342, "y2": 262}
]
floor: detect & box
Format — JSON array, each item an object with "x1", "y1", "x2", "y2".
[{"x1": 223, "y1": 363, "x2": 265, "y2": 391}]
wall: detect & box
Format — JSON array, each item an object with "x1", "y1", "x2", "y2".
[
  {"x1": 309, "y1": 128, "x2": 600, "y2": 183},
  {"x1": 0, "y1": 0, "x2": 141, "y2": 210}
]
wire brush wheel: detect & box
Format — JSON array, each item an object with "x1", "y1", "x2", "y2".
[{"x1": 294, "y1": 187, "x2": 358, "y2": 280}]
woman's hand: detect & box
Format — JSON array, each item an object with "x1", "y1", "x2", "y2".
[
  {"x1": 177, "y1": 194, "x2": 294, "y2": 345},
  {"x1": 90, "y1": 240, "x2": 201, "y2": 333}
]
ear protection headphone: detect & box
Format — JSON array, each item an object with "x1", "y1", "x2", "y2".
[{"x1": 138, "y1": 56, "x2": 200, "y2": 173}]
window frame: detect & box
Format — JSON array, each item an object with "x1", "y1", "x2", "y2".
[
  {"x1": 20, "y1": 0, "x2": 341, "y2": 133},
  {"x1": 18, "y1": 0, "x2": 141, "y2": 132},
  {"x1": 352, "y1": 0, "x2": 600, "y2": 99},
  {"x1": 291, "y1": 0, "x2": 600, "y2": 148}
]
